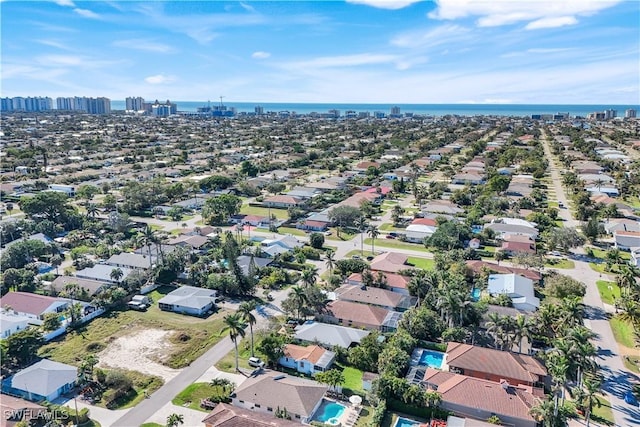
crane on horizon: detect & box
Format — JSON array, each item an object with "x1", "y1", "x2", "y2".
[{"x1": 219, "y1": 96, "x2": 225, "y2": 108}]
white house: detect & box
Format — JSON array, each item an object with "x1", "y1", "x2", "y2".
[
  {"x1": 403, "y1": 223, "x2": 437, "y2": 243},
  {"x1": 157, "y1": 285, "x2": 217, "y2": 316},
  {"x1": 1, "y1": 359, "x2": 77, "y2": 402},
  {"x1": 487, "y1": 273, "x2": 540, "y2": 311},
  {"x1": 0, "y1": 311, "x2": 31, "y2": 338},
  {"x1": 279, "y1": 344, "x2": 336, "y2": 375},
  {"x1": 47, "y1": 184, "x2": 76, "y2": 196},
  {"x1": 614, "y1": 231, "x2": 640, "y2": 251},
  {"x1": 631, "y1": 248, "x2": 640, "y2": 267}
]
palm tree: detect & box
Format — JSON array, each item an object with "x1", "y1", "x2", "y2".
[
  {"x1": 512, "y1": 314, "x2": 531, "y2": 354},
  {"x1": 300, "y1": 266, "x2": 318, "y2": 288},
  {"x1": 110, "y1": 267, "x2": 123, "y2": 284},
  {"x1": 581, "y1": 374, "x2": 602, "y2": 427},
  {"x1": 140, "y1": 225, "x2": 157, "y2": 268},
  {"x1": 86, "y1": 203, "x2": 99, "y2": 219},
  {"x1": 51, "y1": 254, "x2": 63, "y2": 275},
  {"x1": 391, "y1": 204, "x2": 404, "y2": 226},
  {"x1": 367, "y1": 225, "x2": 379, "y2": 254},
  {"x1": 618, "y1": 265, "x2": 640, "y2": 297},
  {"x1": 238, "y1": 301, "x2": 257, "y2": 357},
  {"x1": 547, "y1": 353, "x2": 569, "y2": 417},
  {"x1": 166, "y1": 413, "x2": 184, "y2": 427},
  {"x1": 236, "y1": 223, "x2": 244, "y2": 243},
  {"x1": 325, "y1": 250, "x2": 336, "y2": 276},
  {"x1": 223, "y1": 313, "x2": 247, "y2": 372},
  {"x1": 355, "y1": 216, "x2": 367, "y2": 256},
  {"x1": 290, "y1": 286, "x2": 308, "y2": 321},
  {"x1": 529, "y1": 397, "x2": 557, "y2": 427}
]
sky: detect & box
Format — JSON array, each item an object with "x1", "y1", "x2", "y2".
[{"x1": 1, "y1": 0, "x2": 639, "y2": 104}]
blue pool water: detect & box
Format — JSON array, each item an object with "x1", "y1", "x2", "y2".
[
  {"x1": 418, "y1": 349, "x2": 445, "y2": 369},
  {"x1": 313, "y1": 400, "x2": 346, "y2": 423},
  {"x1": 394, "y1": 417, "x2": 422, "y2": 427},
  {"x1": 471, "y1": 287, "x2": 481, "y2": 301}
]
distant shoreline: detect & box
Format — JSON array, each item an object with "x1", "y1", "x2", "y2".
[{"x1": 110, "y1": 101, "x2": 639, "y2": 117}]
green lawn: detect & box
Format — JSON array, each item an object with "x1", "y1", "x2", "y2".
[
  {"x1": 140, "y1": 424, "x2": 163, "y2": 427},
  {"x1": 544, "y1": 258, "x2": 575, "y2": 269},
  {"x1": 379, "y1": 223, "x2": 406, "y2": 232},
  {"x1": 590, "y1": 395, "x2": 615, "y2": 426},
  {"x1": 596, "y1": 280, "x2": 620, "y2": 305},
  {"x1": 340, "y1": 366, "x2": 364, "y2": 392},
  {"x1": 610, "y1": 316, "x2": 636, "y2": 348},
  {"x1": 364, "y1": 237, "x2": 431, "y2": 253},
  {"x1": 240, "y1": 204, "x2": 288, "y2": 219},
  {"x1": 407, "y1": 256, "x2": 434, "y2": 270},
  {"x1": 39, "y1": 286, "x2": 230, "y2": 369},
  {"x1": 588, "y1": 247, "x2": 631, "y2": 261},
  {"x1": 346, "y1": 249, "x2": 376, "y2": 258},
  {"x1": 354, "y1": 405, "x2": 374, "y2": 427},
  {"x1": 623, "y1": 196, "x2": 640, "y2": 209},
  {"x1": 325, "y1": 228, "x2": 357, "y2": 241},
  {"x1": 623, "y1": 355, "x2": 640, "y2": 374},
  {"x1": 215, "y1": 336, "x2": 268, "y2": 373},
  {"x1": 277, "y1": 226, "x2": 307, "y2": 237},
  {"x1": 172, "y1": 382, "x2": 231, "y2": 412}
]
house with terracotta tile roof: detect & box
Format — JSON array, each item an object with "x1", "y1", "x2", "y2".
[
  {"x1": 443, "y1": 342, "x2": 547, "y2": 387},
  {"x1": 320, "y1": 300, "x2": 402, "y2": 332},
  {"x1": 500, "y1": 240, "x2": 536, "y2": 255},
  {"x1": 231, "y1": 371, "x2": 327, "y2": 423},
  {"x1": 346, "y1": 272, "x2": 411, "y2": 295},
  {"x1": 279, "y1": 344, "x2": 336, "y2": 375},
  {"x1": 422, "y1": 368, "x2": 541, "y2": 427},
  {"x1": 369, "y1": 252, "x2": 411, "y2": 274},
  {"x1": 465, "y1": 261, "x2": 542, "y2": 283},
  {"x1": 202, "y1": 403, "x2": 300, "y2": 427},
  {"x1": 334, "y1": 284, "x2": 417, "y2": 312}
]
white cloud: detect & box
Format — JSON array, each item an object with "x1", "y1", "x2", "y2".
[
  {"x1": 391, "y1": 24, "x2": 472, "y2": 49},
  {"x1": 39, "y1": 54, "x2": 84, "y2": 66},
  {"x1": 525, "y1": 16, "x2": 578, "y2": 30},
  {"x1": 288, "y1": 53, "x2": 399, "y2": 69},
  {"x1": 35, "y1": 39, "x2": 74, "y2": 51},
  {"x1": 73, "y1": 8, "x2": 100, "y2": 19},
  {"x1": 429, "y1": 0, "x2": 620, "y2": 29},
  {"x1": 240, "y1": 2, "x2": 256, "y2": 13},
  {"x1": 252, "y1": 51, "x2": 271, "y2": 59},
  {"x1": 346, "y1": 0, "x2": 423, "y2": 10},
  {"x1": 144, "y1": 74, "x2": 176, "y2": 84},
  {"x1": 112, "y1": 39, "x2": 175, "y2": 53},
  {"x1": 54, "y1": 0, "x2": 75, "y2": 6}
]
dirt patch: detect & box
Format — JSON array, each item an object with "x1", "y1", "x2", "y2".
[{"x1": 97, "y1": 328, "x2": 181, "y2": 381}]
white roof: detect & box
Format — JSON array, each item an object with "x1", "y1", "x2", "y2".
[
  {"x1": 294, "y1": 321, "x2": 370, "y2": 348},
  {"x1": 405, "y1": 224, "x2": 437, "y2": 233},
  {"x1": 487, "y1": 273, "x2": 539, "y2": 311},
  {"x1": 9, "y1": 359, "x2": 77, "y2": 398},
  {"x1": 157, "y1": 285, "x2": 216, "y2": 310}
]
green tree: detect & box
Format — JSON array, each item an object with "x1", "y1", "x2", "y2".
[
  {"x1": 2, "y1": 328, "x2": 44, "y2": 368},
  {"x1": 166, "y1": 413, "x2": 184, "y2": 427},
  {"x1": 368, "y1": 225, "x2": 379, "y2": 254},
  {"x1": 238, "y1": 301, "x2": 257, "y2": 357},
  {"x1": 20, "y1": 191, "x2": 77, "y2": 225},
  {"x1": 203, "y1": 194, "x2": 242, "y2": 225},
  {"x1": 426, "y1": 220, "x2": 471, "y2": 250},
  {"x1": 328, "y1": 205, "x2": 361, "y2": 230},
  {"x1": 309, "y1": 232, "x2": 325, "y2": 249},
  {"x1": 315, "y1": 369, "x2": 345, "y2": 391},
  {"x1": 300, "y1": 266, "x2": 318, "y2": 288},
  {"x1": 257, "y1": 333, "x2": 287, "y2": 368},
  {"x1": 42, "y1": 312, "x2": 62, "y2": 331},
  {"x1": 223, "y1": 313, "x2": 247, "y2": 371},
  {"x1": 325, "y1": 250, "x2": 336, "y2": 276}
]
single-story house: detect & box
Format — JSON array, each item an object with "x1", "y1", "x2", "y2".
[
  {"x1": 466, "y1": 260, "x2": 542, "y2": 283},
  {"x1": 75, "y1": 264, "x2": 134, "y2": 284},
  {"x1": 443, "y1": 342, "x2": 547, "y2": 387},
  {"x1": 500, "y1": 241, "x2": 536, "y2": 255},
  {"x1": 260, "y1": 235, "x2": 304, "y2": 251},
  {"x1": 167, "y1": 234, "x2": 210, "y2": 250},
  {"x1": 1, "y1": 311, "x2": 32, "y2": 338},
  {"x1": 603, "y1": 219, "x2": 640, "y2": 235},
  {"x1": 422, "y1": 369, "x2": 540, "y2": 427},
  {"x1": 293, "y1": 321, "x2": 370, "y2": 349},
  {"x1": 321, "y1": 300, "x2": 402, "y2": 332},
  {"x1": 346, "y1": 272, "x2": 411, "y2": 295},
  {"x1": 451, "y1": 173, "x2": 485, "y2": 185},
  {"x1": 403, "y1": 224, "x2": 437, "y2": 243},
  {"x1": 334, "y1": 284, "x2": 417, "y2": 311},
  {"x1": 484, "y1": 223, "x2": 538, "y2": 240},
  {"x1": 2, "y1": 359, "x2": 77, "y2": 402},
  {"x1": 631, "y1": 247, "x2": 640, "y2": 267},
  {"x1": 263, "y1": 195, "x2": 306, "y2": 208},
  {"x1": 297, "y1": 219, "x2": 329, "y2": 232},
  {"x1": 279, "y1": 344, "x2": 336, "y2": 375},
  {"x1": 157, "y1": 285, "x2": 217, "y2": 316},
  {"x1": 3, "y1": 232, "x2": 53, "y2": 249},
  {"x1": 105, "y1": 252, "x2": 153, "y2": 270},
  {"x1": 422, "y1": 200, "x2": 463, "y2": 215},
  {"x1": 1, "y1": 395, "x2": 48, "y2": 426},
  {"x1": 614, "y1": 231, "x2": 640, "y2": 251},
  {"x1": 231, "y1": 371, "x2": 327, "y2": 424},
  {"x1": 50, "y1": 275, "x2": 110, "y2": 297},
  {"x1": 487, "y1": 273, "x2": 539, "y2": 311},
  {"x1": 369, "y1": 252, "x2": 410, "y2": 274},
  {"x1": 0, "y1": 292, "x2": 69, "y2": 321},
  {"x1": 202, "y1": 403, "x2": 300, "y2": 427},
  {"x1": 236, "y1": 255, "x2": 272, "y2": 276}
]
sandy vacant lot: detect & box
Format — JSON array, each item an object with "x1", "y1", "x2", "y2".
[{"x1": 97, "y1": 328, "x2": 181, "y2": 381}]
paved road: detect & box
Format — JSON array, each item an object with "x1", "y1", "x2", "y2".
[{"x1": 541, "y1": 132, "x2": 578, "y2": 228}]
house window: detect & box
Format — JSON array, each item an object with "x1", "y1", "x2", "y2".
[
  {"x1": 267, "y1": 407, "x2": 273, "y2": 412},
  {"x1": 295, "y1": 414, "x2": 301, "y2": 419},
  {"x1": 255, "y1": 404, "x2": 261, "y2": 408},
  {"x1": 239, "y1": 400, "x2": 244, "y2": 403}
]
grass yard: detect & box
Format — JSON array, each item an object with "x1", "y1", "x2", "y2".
[
  {"x1": 172, "y1": 382, "x2": 232, "y2": 412},
  {"x1": 623, "y1": 355, "x2": 640, "y2": 374},
  {"x1": 379, "y1": 223, "x2": 406, "y2": 232},
  {"x1": 407, "y1": 256, "x2": 435, "y2": 270},
  {"x1": 590, "y1": 395, "x2": 615, "y2": 426},
  {"x1": 610, "y1": 316, "x2": 637, "y2": 349},
  {"x1": 346, "y1": 249, "x2": 376, "y2": 258},
  {"x1": 589, "y1": 262, "x2": 607, "y2": 274},
  {"x1": 39, "y1": 286, "x2": 230, "y2": 369},
  {"x1": 587, "y1": 247, "x2": 631, "y2": 261},
  {"x1": 596, "y1": 280, "x2": 620, "y2": 305},
  {"x1": 277, "y1": 226, "x2": 307, "y2": 237},
  {"x1": 623, "y1": 196, "x2": 640, "y2": 209},
  {"x1": 544, "y1": 258, "x2": 575, "y2": 269},
  {"x1": 240, "y1": 204, "x2": 288, "y2": 219},
  {"x1": 364, "y1": 237, "x2": 431, "y2": 253},
  {"x1": 215, "y1": 337, "x2": 268, "y2": 373},
  {"x1": 325, "y1": 228, "x2": 357, "y2": 241},
  {"x1": 140, "y1": 424, "x2": 163, "y2": 427},
  {"x1": 340, "y1": 365, "x2": 364, "y2": 392},
  {"x1": 354, "y1": 405, "x2": 374, "y2": 427}
]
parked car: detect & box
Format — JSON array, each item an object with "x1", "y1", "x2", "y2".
[
  {"x1": 624, "y1": 390, "x2": 639, "y2": 406},
  {"x1": 248, "y1": 357, "x2": 265, "y2": 368},
  {"x1": 385, "y1": 234, "x2": 396, "y2": 239},
  {"x1": 547, "y1": 251, "x2": 562, "y2": 257},
  {"x1": 352, "y1": 255, "x2": 361, "y2": 259},
  {"x1": 325, "y1": 231, "x2": 332, "y2": 236}
]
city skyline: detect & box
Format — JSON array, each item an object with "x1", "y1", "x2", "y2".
[{"x1": 1, "y1": 0, "x2": 639, "y2": 104}]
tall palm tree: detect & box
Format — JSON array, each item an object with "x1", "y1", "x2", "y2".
[
  {"x1": 301, "y1": 266, "x2": 318, "y2": 288},
  {"x1": 547, "y1": 353, "x2": 569, "y2": 417},
  {"x1": 140, "y1": 225, "x2": 157, "y2": 268},
  {"x1": 110, "y1": 267, "x2": 123, "y2": 285},
  {"x1": 325, "y1": 250, "x2": 336, "y2": 276},
  {"x1": 512, "y1": 314, "x2": 531, "y2": 354},
  {"x1": 223, "y1": 313, "x2": 247, "y2": 372},
  {"x1": 367, "y1": 225, "x2": 379, "y2": 254},
  {"x1": 355, "y1": 216, "x2": 367, "y2": 256},
  {"x1": 290, "y1": 286, "x2": 308, "y2": 321},
  {"x1": 238, "y1": 301, "x2": 257, "y2": 357},
  {"x1": 529, "y1": 397, "x2": 558, "y2": 427},
  {"x1": 581, "y1": 374, "x2": 602, "y2": 427},
  {"x1": 86, "y1": 203, "x2": 99, "y2": 219}
]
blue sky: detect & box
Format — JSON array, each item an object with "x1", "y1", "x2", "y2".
[{"x1": 1, "y1": 0, "x2": 639, "y2": 104}]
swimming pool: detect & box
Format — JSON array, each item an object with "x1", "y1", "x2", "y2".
[
  {"x1": 312, "y1": 399, "x2": 347, "y2": 423},
  {"x1": 418, "y1": 349, "x2": 445, "y2": 369},
  {"x1": 394, "y1": 417, "x2": 422, "y2": 427}
]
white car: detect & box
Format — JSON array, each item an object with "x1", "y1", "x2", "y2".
[{"x1": 248, "y1": 357, "x2": 265, "y2": 368}]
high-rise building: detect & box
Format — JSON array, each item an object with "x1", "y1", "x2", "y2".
[
  {"x1": 390, "y1": 106, "x2": 401, "y2": 117},
  {"x1": 57, "y1": 97, "x2": 75, "y2": 110},
  {"x1": 254, "y1": 106, "x2": 264, "y2": 115},
  {"x1": 126, "y1": 96, "x2": 145, "y2": 111},
  {"x1": 625, "y1": 109, "x2": 637, "y2": 118},
  {"x1": 604, "y1": 109, "x2": 617, "y2": 119},
  {"x1": 0, "y1": 96, "x2": 52, "y2": 112}
]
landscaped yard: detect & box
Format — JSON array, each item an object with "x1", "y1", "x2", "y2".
[
  {"x1": 215, "y1": 336, "x2": 269, "y2": 373},
  {"x1": 596, "y1": 280, "x2": 620, "y2": 305},
  {"x1": 240, "y1": 204, "x2": 288, "y2": 219},
  {"x1": 407, "y1": 256, "x2": 434, "y2": 270},
  {"x1": 364, "y1": 237, "x2": 431, "y2": 253},
  {"x1": 379, "y1": 223, "x2": 406, "y2": 232},
  {"x1": 277, "y1": 226, "x2": 307, "y2": 237},
  {"x1": 39, "y1": 286, "x2": 230, "y2": 370},
  {"x1": 610, "y1": 316, "x2": 636, "y2": 348},
  {"x1": 346, "y1": 249, "x2": 376, "y2": 258},
  {"x1": 325, "y1": 228, "x2": 357, "y2": 241},
  {"x1": 591, "y1": 395, "x2": 615, "y2": 426},
  {"x1": 172, "y1": 382, "x2": 232, "y2": 412},
  {"x1": 623, "y1": 355, "x2": 640, "y2": 374},
  {"x1": 587, "y1": 247, "x2": 631, "y2": 261},
  {"x1": 544, "y1": 258, "x2": 575, "y2": 269},
  {"x1": 340, "y1": 365, "x2": 364, "y2": 392}
]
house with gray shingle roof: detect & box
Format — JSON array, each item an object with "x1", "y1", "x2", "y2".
[
  {"x1": 1, "y1": 359, "x2": 77, "y2": 402},
  {"x1": 293, "y1": 321, "x2": 370, "y2": 349},
  {"x1": 157, "y1": 285, "x2": 217, "y2": 317}
]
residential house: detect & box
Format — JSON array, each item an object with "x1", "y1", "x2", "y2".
[
  {"x1": 260, "y1": 235, "x2": 304, "y2": 258},
  {"x1": 500, "y1": 240, "x2": 536, "y2": 255},
  {"x1": 263, "y1": 195, "x2": 306, "y2": 208},
  {"x1": 321, "y1": 300, "x2": 402, "y2": 332},
  {"x1": 1, "y1": 395, "x2": 48, "y2": 427},
  {"x1": 1, "y1": 359, "x2": 77, "y2": 402},
  {"x1": 631, "y1": 248, "x2": 640, "y2": 267},
  {"x1": 202, "y1": 403, "x2": 300, "y2": 427},
  {"x1": 75, "y1": 264, "x2": 134, "y2": 283},
  {"x1": 346, "y1": 272, "x2": 411, "y2": 295},
  {"x1": 157, "y1": 285, "x2": 217, "y2": 316},
  {"x1": 293, "y1": 321, "x2": 370, "y2": 349},
  {"x1": 369, "y1": 252, "x2": 411, "y2": 274},
  {"x1": 298, "y1": 219, "x2": 329, "y2": 232},
  {"x1": 443, "y1": 342, "x2": 547, "y2": 387},
  {"x1": 403, "y1": 223, "x2": 437, "y2": 243},
  {"x1": 167, "y1": 234, "x2": 210, "y2": 251},
  {"x1": 614, "y1": 230, "x2": 640, "y2": 251},
  {"x1": 279, "y1": 344, "x2": 336, "y2": 375},
  {"x1": 105, "y1": 252, "x2": 153, "y2": 270},
  {"x1": 50, "y1": 276, "x2": 109, "y2": 297},
  {"x1": 604, "y1": 219, "x2": 640, "y2": 235},
  {"x1": 451, "y1": 173, "x2": 485, "y2": 185},
  {"x1": 231, "y1": 371, "x2": 327, "y2": 424},
  {"x1": 466, "y1": 260, "x2": 542, "y2": 283},
  {"x1": 0, "y1": 292, "x2": 69, "y2": 322},
  {"x1": 484, "y1": 223, "x2": 538, "y2": 240},
  {"x1": 422, "y1": 200, "x2": 463, "y2": 215},
  {"x1": 422, "y1": 369, "x2": 540, "y2": 427},
  {"x1": 487, "y1": 274, "x2": 540, "y2": 311},
  {"x1": 334, "y1": 284, "x2": 417, "y2": 311},
  {"x1": 0, "y1": 311, "x2": 31, "y2": 338},
  {"x1": 236, "y1": 255, "x2": 272, "y2": 276}
]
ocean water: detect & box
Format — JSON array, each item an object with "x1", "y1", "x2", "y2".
[{"x1": 110, "y1": 101, "x2": 638, "y2": 118}]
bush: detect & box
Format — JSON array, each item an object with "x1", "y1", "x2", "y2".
[
  {"x1": 309, "y1": 233, "x2": 325, "y2": 249},
  {"x1": 370, "y1": 399, "x2": 387, "y2": 427}
]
